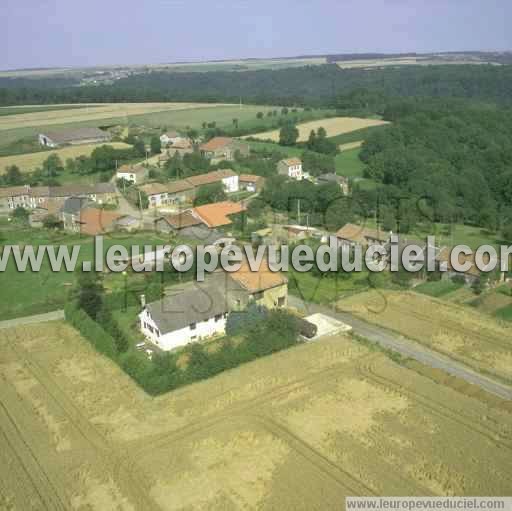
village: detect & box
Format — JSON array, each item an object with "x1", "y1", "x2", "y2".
[{"x1": 1, "y1": 122, "x2": 507, "y2": 365}]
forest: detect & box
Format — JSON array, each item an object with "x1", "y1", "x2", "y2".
[{"x1": 2, "y1": 64, "x2": 512, "y2": 108}]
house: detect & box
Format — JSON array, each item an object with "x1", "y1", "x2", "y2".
[
  {"x1": 140, "y1": 183, "x2": 170, "y2": 208},
  {"x1": 74, "y1": 208, "x2": 123, "y2": 236},
  {"x1": 166, "y1": 179, "x2": 195, "y2": 204},
  {"x1": 185, "y1": 169, "x2": 239, "y2": 193},
  {"x1": 199, "y1": 137, "x2": 249, "y2": 163},
  {"x1": 139, "y1": 260, "x2": 288, "y2": 351},
  {"x1": 116, "y1": 164, "x2": 147, "y2": 185},
  {"x1": 239, "y1": 174, "x2": 265, "y2": 193},
  {"x1": 317, "y1": 173, "x2": 350, "y2": 195},
  {"x1": 336, "y1": 223, "x2": 390, "y2": 248},
  {"x1": 191, "y1": 201, "x2": 246, "y2": 229},
  {"x1": 0, "y1": 185, "x2": 31, "y2": 211},
  {"x1": 49, "y1": 183, "x2": 117, "y2": 205},
  {"x1": 154, "y1": 210, "x2": 204, "y2": 234},
  {"x1": 226, "y1": 257, "x2": 288, "y2": 310},
  {"x1": 38, "y1": 127, "x2": 111, "y2": 148},
  {"x1": 60, "y1": 197, "x2": 89, "y2": 232},
  {"x1": 157, "y1": 143, "x2": 193, "y2": 166},
  {"x1": 160, "y1": 131, "x2": 188, "y2": 147},
  {"x1": 435, "y1": 247, "x2": 506, "y2": 286},
  {"x1": 139, "y1": 277, "x2": 230, "y2": 351},
  {"x1": 277, "y1": 158, "x2": 303, "y2": 180}
]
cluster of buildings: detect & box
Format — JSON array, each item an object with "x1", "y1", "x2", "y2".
[
  {"x1": 139, "y1": 259, "x2": 288, "y2": 351},
  {"x1": 139, "y1": 169, "x2": 264, "y2": 208}
]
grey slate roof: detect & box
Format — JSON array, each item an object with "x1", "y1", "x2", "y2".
[
  {"x1": 146, "y1": 278, "x2": 229, "y2": 334},
  {"x1": 61, "y1": 197, "x2": 88, "y2": 215}
]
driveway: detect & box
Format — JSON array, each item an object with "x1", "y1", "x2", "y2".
[{"x1": 289, "y1": 295, "x2": 512, "y2": 400}]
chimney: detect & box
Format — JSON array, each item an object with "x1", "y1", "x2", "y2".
[{"x1": 140, "y1": 294, "x2": 146, "y2": 308}]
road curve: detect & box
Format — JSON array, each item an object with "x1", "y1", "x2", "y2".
[{"x1": 289, "y1": 295, "x2": 512, "y2": 401}]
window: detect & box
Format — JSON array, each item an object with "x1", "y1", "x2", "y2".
[
  {"x1": 189, "y1": 322, "x2": 196, "y2": 330},
  {"x1": 277, "y1": 296, "x2": 286, "y2": 307}
]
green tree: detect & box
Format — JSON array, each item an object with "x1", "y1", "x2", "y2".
[
  {"x1": 194, "y1": 182, "x2": 227, "y2": 205},
  {"x1": 4, "y1": 165, "x2": 23, "y2": 185},
  {"x1": 10, "y1": 206, "x2": 30, "y2": 224},
  {"x1": 73, "y1": 270, "x2": 104, "y2": 319},
  {"x1": 42, "y1": 154, "x2": 63, "y2": 177},
  {"x1": 279, "y1": 123, "x2": 299, "y2": 146},
  {"x1": 150, "y1": 136, "x2": 162, "y2": 155}
]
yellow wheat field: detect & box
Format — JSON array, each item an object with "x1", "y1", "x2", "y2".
[
  {"x1": 0, "y1": 102, "x2": 234, "y2": 131},
  {"x1": 1, "y1": 320, "x2": 511, "y2": 510},
  {"x1": 243, "y1": 116, "x2": 389, "y2": 142},
  {"x1": 0, "y1": 142, "x2": 132, "y2": 173}
]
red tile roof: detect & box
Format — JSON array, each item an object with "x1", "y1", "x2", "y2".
[
  {"x1": 229, "y1": 257, "x2": 288, "y2": 293},
  {"x1": 199, "y1": 137, "x2": 234, "y2": 152},
  {"x1": 192, "y1": 201, "x2": 246, "y2": 228},
  {"x1": 78, "y1": 208, "x2": 122, "y2": 236}
]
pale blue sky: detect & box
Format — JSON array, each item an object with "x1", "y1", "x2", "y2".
[{"x1": 2, "y1": 0, "x2": 511, "y2": 70}]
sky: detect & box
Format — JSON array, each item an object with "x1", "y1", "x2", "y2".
[{"x1": 1, "y1": 0, "x2": 511, "y2": 70}]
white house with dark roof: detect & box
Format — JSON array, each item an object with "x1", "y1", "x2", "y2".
[{"x1": 139, "y1": 278, "x2": 229, "y2": 351}]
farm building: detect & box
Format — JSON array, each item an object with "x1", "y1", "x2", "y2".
[
  {"x1": 159, "y1": 131, "x2": 189, "y2": 147},
  {"x1": 116, "y1": 164, "x2": 147, "y2": 185},
  {"x1": 336, "y1": 223, "x2": 390, "y2": 248},
  {"x1": 277, "y1": 158, "x2": 303, "y2": 180},
  {"x1": 38, "y1": 127, "x2": 112, "y2": 148},
  {"x1": 191, "y1": 200, "x2": 246, "y2": 228},
  {"x1": 199, "y1": 137, "x2": 249, "y2": 163},
  {"x1": 185, "y1": 169, "x2": 239, "y2": 193},
  {"x1": 154, "y1": 210, "x2": 204, "y2": 234}
]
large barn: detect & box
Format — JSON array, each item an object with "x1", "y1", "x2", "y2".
[{"x1": 38, "y1": 127, "x2": 112, "y2": 148}]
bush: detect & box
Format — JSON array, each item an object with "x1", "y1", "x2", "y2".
[{"x1": 64, "y1": 302, "x2": 117, "y2": 359}]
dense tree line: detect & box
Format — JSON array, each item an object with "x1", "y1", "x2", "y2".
[
  {"x1": 2, "y1": 64, "x2": 512, "y2": 108},
  {"x1": 360, "y1": 99, "x2": 512, "y2": 231}
]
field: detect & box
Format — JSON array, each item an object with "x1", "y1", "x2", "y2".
[
  {"x1": 1, "y1": 319, "x2": 511, "y2": 509},
  {"x1": 338, "y1": 290, "x2": 512, "y2": 383},
  {"x1": 243, "y1": 117, "x2": 389, "y2": 142},
  {"x1": 0, "y1": 227, "x2": 171, "y2": 320},
  {"x1": 0, "y1": 102, "x2": 234, "y2": 131},
  {"x1": 0, "y1": 104, "x2": 314, "y2": 153},
  {"x1": 0, "y1": 141, "x2": 132, "y2": 173},
  {"x1": 335, "y1": 147, "x2": 366, "y2": 177}
]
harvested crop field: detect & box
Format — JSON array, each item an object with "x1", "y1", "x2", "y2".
[
  {"x1": 0, "y1": 142, "x2": 132, "y2": 173},
  {"x1": 243, "y1": 116, "x2": 389, "y2": 142},
  {"x1": 0, "y1": 102, "x2": 233, "y2": 131},
  {"x1": 338, "y1": 290, "x2": 512, "y2": 383},
  {"x1": 1, "y1": 319, "x2": 511, "y2": 509}
]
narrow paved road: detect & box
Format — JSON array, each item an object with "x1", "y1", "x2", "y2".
[
  {"x1": 289, "y1": 295, "x2": 512, "y2": 400},
  {"x1": 0, "y1": 310, "x2": 65, "y2": 330}
]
